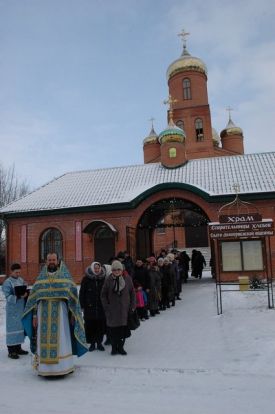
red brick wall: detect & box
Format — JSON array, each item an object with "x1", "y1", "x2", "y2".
[
  {"x1": 221, "y1": 135, "x2": 244, "y2": 154},
  {"x1": 5, "y1": 190, "x2": 275, "y2": 283},
  {"x1": 143, "y1": 142, "x2": 161, "y2": 163},
  {"x1": 160, "y1": 141, "x2": 186, "y2": 167}
]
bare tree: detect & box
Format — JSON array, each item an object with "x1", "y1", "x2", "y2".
[{"x1": 0, "y1": 163, "x2": 30, "y2": 273}]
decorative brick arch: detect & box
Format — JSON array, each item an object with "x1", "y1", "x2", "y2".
[
  {"x1": 132, "y1": 187, "x2": 217, "y2": 229},
  {"x1": 128, "y1": 187, "x2": 216, "y2": 258},
  {"x1": 83, "y1": 220, "x2": 117, "y2": 264},
  {"x1": 39, "y1": 227, "x2": 64, "y2": 263}
]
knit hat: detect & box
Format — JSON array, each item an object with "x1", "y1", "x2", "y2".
[
  {"x1": 111, "y1": 260, "x2": 123, "y2": 271},
  {"x1": 167, "y1": 253, "x2": 175, "y2": 262}
]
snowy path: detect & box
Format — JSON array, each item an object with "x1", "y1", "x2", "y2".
[{"x1": 1, "y1": 275, "x2": 275, "y2": 413}]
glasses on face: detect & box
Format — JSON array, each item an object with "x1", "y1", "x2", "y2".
[{"x1": 113, "y1": 268, "x2": 122, "y2": 271}]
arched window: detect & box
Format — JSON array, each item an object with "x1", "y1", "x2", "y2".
[
  {"x1": 169, "y1": 147, "x2": 177, "y2": 158},
  {"x1": 195, "y1": 118, "x2": 204, "y2": 141},
  {"x1": 40, "y1": 228, "x2": 63, "y2": 263},
  {"x1": 94, "y1": 226, "x2": 114, "y2": 240},
  {"x1": 183, "y1": 78, "x2": 191, "y2": 100},
  {"x1": 176, "y1": 120, "x2": 184, "y2": 130}
]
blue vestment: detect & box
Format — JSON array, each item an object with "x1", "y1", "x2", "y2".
[
  {"x1": 2, "y1": 276, "x2": 26, "y2": 346},
  {"x1": 22, "y1": 261, "x2": 88, "y2": 371}
]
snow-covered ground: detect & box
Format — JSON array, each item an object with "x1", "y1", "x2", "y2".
[{"x1": 1, "y1": 272, "x2": 275, "y2": 414}]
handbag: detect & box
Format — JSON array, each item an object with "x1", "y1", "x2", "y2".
[{"x1": 127, "y1": 309, "x2": 140, "y2": 330}]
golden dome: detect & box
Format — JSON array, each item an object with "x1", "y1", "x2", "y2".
[
  {"x1": 143, "y1": 126, "x2": 159, "y2": 145},
  {"x1": 167, "y1": 47, "x2": 207, "y2": 81},
  {"x1": 220, "y1": 118, "x2": 243, "y2": 139}
]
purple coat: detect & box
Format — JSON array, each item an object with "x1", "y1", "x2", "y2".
[{"x1": 101, "y1": 274, "x2": 136, "y2": 328}]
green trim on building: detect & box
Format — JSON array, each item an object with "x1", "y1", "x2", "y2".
[{"x1": 2, "y1": 182, "x2": 275, "y2": 219}]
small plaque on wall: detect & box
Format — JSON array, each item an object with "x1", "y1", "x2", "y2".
[{"x1": 169, "y1": 148, "x2": 177, "y2": 158}]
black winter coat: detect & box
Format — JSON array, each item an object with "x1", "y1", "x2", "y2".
[
  {"x1": 133, "y1": 265, "x2": 150, "y2": 290},
  {"x1": 79, "y1": 270, "x2": 106, "y2": 321}
]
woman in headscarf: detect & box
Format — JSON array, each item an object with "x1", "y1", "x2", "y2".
[
  {"x1": 101, "y1": 260, "x2": 136, "y2": 355},
  {"x1": 79, "y1": 262, "x2": 106, "y2": 351}
]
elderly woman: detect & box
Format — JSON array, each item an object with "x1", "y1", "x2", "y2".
[
  {"x1": 79, "y1": 262, "x2": 106, "y2": 351},
  {"x1": 101, "y1": 260, "x2": 136, "y2": 355},
  {"x1": 146, "y1": 256, "x2": 162, "y2": 316}
]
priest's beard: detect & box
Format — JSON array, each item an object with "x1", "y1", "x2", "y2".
[{"x1": 47, "y1": 264, "x2": 58, "y2": 273}]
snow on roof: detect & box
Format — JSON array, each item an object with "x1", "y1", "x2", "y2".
[{"x1": 1, "y1": 152, "x2": 275, "y2": 214}]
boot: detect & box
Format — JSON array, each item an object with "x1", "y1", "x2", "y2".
[
  {"x1": 117, "y1": 340, "x2": 127, "y2": 355},
  {"x1": 104, "y1": 337, "x2": 111, "y2": 346},
  {"x1": 111, "y1": 347, "x2": 118, "y2": 355},
  {"x1": 8, "y1": 346, "x2": 20, "y2": 359},
  {"x1": 8, "y1": 352, "x2": 19, "y2": 359},
  {"x1": 111, "y1": 339, "x2": 118, "y2": 355},
  {"x1": 97, "y1": 343, "x2": 105, "y2": 351},
  {"x1": 16, "y1": 345, "x2": 29, "y2": 355}
]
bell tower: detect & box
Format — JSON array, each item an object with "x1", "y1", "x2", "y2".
[
  {"x1": 167, "y1": 30, "x2": 214, "y2": 159},
  {"x1": 142, "y1": 30, "x2": 245, "y2": 164}
]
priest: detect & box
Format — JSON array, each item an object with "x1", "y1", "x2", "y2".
[{"x1": 22, "y1": 253, "x2": 88, "y2": 377}]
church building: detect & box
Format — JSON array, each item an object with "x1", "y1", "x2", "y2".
[{"x1": 1, "y1": 33, "x2": 275, "y2": 283}]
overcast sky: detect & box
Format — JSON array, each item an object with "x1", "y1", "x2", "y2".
[{"x1": 0, "y1": 0, "x2": 275, "y2": 189}]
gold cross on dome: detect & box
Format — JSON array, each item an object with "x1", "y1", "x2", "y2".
[
  {"x1": 163, "y1": 95, "x2": 178, "y2": 111},
  {"x1": 178, "y1": 29, "x2": 190, "y2": 48},
  {"x1": 164, "y1": 95, "x2": 178, "y2": 124},
  {"x1": 226, "y1": 106, "x2": 234, "y2": 121},
  {"x1": 149, "y1": 117, "x2": 155, "y2": 129}
]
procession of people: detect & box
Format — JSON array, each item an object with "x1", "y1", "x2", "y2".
[{"x1": 2, "y1": 248, "x2": 206, "y2": 378}]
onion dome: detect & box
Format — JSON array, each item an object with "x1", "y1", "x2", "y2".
[
  {"x1": 159, "y1": 118, "x2": 186, "y2": 144},
  {"x1": 143, "y1": 126, "x2": 159, "y2": 145},
  {"x1": 167, "y1": 45, "x2": 207, "y2": 81},
  {"x1": 220, "y1": 117, "x2": 243, "y2": 139},
  {"x1": 212, "y1": 128, "x2": 220, "y2": 147}
]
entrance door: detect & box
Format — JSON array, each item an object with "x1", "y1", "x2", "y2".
[
  {"x1": 136, "y1": 227, "x2": 153, "y2": 259},
  {"x1": 94, "y1": 225, "x2": 115, "y2": 264},
  {"x1": 136, "y1": 198, "x2": 209, "y2": 258}
]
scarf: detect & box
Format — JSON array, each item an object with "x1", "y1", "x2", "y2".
[
  {"x1": 112, "y1": 275, "x2": 125, "y2": 295},
  {"x1": 86, "y1": 263, "x2": 106, "y2": 280}
]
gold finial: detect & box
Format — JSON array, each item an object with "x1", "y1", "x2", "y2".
[
  {"x1": 163, "y1": 95, "x2": 178, "y2": 124},
  {"x1": 178, "y1": 29, "x2": 190, "y2": 51},
  {"x1": 149, "y1": 117, "x2": 155, "y2": 129},
  {"x1": 226, "y1": 106, "x2": 234, "y2": 121},
  {"x1": 163, "y1": 95, "x2": 178, "y2": 109}
]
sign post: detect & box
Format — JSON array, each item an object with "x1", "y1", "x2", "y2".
[{"x1": 208, "y1": 213, "x2": 274, "y2": 314}]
